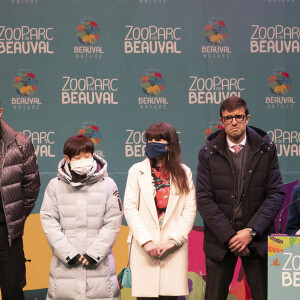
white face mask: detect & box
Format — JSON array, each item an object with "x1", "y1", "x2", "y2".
[{"x1": 70, "y1": 158, "x2": 94, "y2": 176}]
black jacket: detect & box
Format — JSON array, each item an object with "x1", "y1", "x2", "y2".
[
  {"x1": 196, "y1": 126, "x2": 285, "y2": 261},
  {"x1": 0, "y1": 119, "x2": 40, "y2": 244},
  {"x1": 285, "y1": 180, "x2": 300, "y2": 235}
]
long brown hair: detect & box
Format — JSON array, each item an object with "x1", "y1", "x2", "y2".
[{"x1": 145, "y1": 122, "x2": 189, "y2": 195}]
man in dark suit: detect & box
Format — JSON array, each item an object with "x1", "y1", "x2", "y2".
[{"x1": 196, "y1": 96, "x2": 285, "y2": 300}]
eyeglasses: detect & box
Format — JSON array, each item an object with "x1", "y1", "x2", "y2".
[{"x1": 222, "y1": 114, "x2": 247, "y2": 124}]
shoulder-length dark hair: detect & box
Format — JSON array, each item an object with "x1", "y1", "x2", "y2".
[{"x1": 145, "y1": 122, "x2": 189, "y2": 195}]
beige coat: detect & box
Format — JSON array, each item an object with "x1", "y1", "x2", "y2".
[{"x1": 124, "y1": 159, "x2": 196, "y2": 297}]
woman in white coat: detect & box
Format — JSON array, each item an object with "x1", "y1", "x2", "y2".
[{"x1": 124, "y1": 122, "x2": 196, "y2": 300}]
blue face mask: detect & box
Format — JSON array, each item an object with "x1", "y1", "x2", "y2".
[{"x1": 145, "y1": 142, "x2": 168, "y2": 159}]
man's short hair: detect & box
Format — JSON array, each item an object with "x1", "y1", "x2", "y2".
[
  {"x1": 220, "y1": 96, "x2": 249, "y2": 117},
  {"x1": 63, "y1": 135, "x2": 94, "y2": 159}
]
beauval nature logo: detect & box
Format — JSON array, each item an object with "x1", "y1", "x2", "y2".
[
  {"x1": 205, "y1": 21, "x2": 228, "y2": 45},
  {"x1": 204, "y1": 123, "x2": 223, "y2": 139},
  {"x1": 13, "y1": 71, "x2": 37, "y2": 96},
  {"x1": 78, "y1": 124, "x2": 101, "y2": 147},
  {"x1": 76, "y1": 21, "x2": 100, "y2": 45},
  {"x1": 268, "y1": 71, "x2": 291, "y2": 96},
  {"x1": 141, "y1": 71, "x2": 164, "y2": 96},
  {"x1": 78, "y1": 123, "x2": 104, "y2": 157}
]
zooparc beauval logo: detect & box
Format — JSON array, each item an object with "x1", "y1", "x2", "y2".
[
  {"x1": 268, "y1": 129, "x2": 300, "y2": 157},
  {"x1": 12, "y1": 70, "x2": 42, "y2": 110},
  {"x1": 124, "y1": 25, "x2": 182, "y2": 54},
  {"x1": 265, "y1": 70, "x2": 295, "y2": 109},
  {"x1": 125, "y1": 128, "x2": 181, "y2": 157},
  {"x1": 61, "y1": 76, "x2": 118, "y2": 105},
  {"x1": 22, "y1": 130, "x2": 55, "y2": 158},
  {"x1": 139, "y1": 70, "x2": 167, "y2": 110},
  {"x1": 125, "y1": 129, "x2": 146, "y2": 157},
  {"x1": 74, "y1": 20, "x2": 104, "y2": 59},
  {"x1": 0, "y1": 26, "x2": 54, "y2": 54},
  {"x1": 202, "y1": 19, "x2": 232, "y2": 59},
  {"x1": 78, "y1": 122, "x2": 104, "y2": 157},
  {"x1": 204, "y1": 123, "x2": 223, "y2": 140},
  {"x1": 188, "y1": 76, "x2": 245, "y2": 104},
  {"x1": 250, "y1": 25, "x2": 300, "y2": 53}
]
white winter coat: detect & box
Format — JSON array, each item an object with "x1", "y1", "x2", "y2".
[
  {"x1": 124, "y1": 158, "x2": 196, "y2": 297},
  {"x1": 40, "y1": 155, "x2": 122, "y2": 300}
]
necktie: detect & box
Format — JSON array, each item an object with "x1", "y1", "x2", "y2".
[{"x1": 232, "y1": 144, "x2": 242, "y2": 154}]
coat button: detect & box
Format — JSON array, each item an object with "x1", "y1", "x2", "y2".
[
  {"x1": 249, "y1": 170, "x2": 252, "y2": 173},
  {"x1": 231, "y1": 195, "x2": 234, "y2": 198}
]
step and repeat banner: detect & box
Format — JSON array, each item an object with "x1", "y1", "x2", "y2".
[{"x1": 0, "y1": 0, "x2": 299, "y2": 299}]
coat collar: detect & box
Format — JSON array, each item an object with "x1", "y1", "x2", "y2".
[
  {"x1": 57, "y1": 154, "x2": 108, "y2": 187},
  {"x1": 206, "y1": 126, "x2": 268, "y2": 153},
  {"x1": 137, "y1": 158, "x2": 180, "y2": 228}
]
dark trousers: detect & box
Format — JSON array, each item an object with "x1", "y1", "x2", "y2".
[
  {"x1": 0, "y1": 228, "x2": 25, "y2": 300},
  {"x1": 205, "y1": 250, "x2": 267, "y2": 300}
]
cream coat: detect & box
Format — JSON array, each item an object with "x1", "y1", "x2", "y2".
[{"x1": 124, "y1": 158, "x2": 196, "y2": 297}]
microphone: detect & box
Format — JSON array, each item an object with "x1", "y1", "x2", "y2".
[{"x1": 278, "y1": 197, "x2": 300, "y2": 234}]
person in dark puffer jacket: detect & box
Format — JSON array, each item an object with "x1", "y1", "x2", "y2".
[
  {"x1": 196, "y1": 97, "x2": 285, "y2": 300},
  {"x1": 0, "y1": 105, "x2": 40, "y2": 300}
]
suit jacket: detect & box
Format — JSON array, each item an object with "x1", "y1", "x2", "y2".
[
  {"x1": 124, "y1": 158, "x2": 196, "y2": 297},
  {"x1": 196, "y1": 126, "x2": 285, "y2": 261}
]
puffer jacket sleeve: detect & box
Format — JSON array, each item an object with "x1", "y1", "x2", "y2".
[
  {"x1": 85, "y1": 180, "x2": 123, "y2": 263},
  {"x1": 21, "y1": 138, "x2": 40, "y2": 217},
  {"x1": 169, "y1": 166, "x2": 196, "y2": 247},
  {"x1": 40, "y1": 181, "x2": 79, "y2": 264}
]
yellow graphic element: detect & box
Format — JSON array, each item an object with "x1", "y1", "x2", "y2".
[
  {"x1": 20, "y1": 85, "x2": 34, "y2": 96},
  {"x1": 121, "y1": 286, "x2": 136, "y2": 300},
  {"x1": 113, "y1": 225, "x2": 130, "y2": 274},
  {"x1": 23, "y1": 214, "x2": 52, "y2": 291},
  {"x1": 210, "y1": 34, "x2": 224, "y2": 44},
  {"x1": 274, "y1": 84, "x2": 288, "y2": 95},
  {"x1": 268, "y1": 239, "x2": 284, "y2": 257},
  {"x1": 82, "y1": 34, "x2": 97, "y2": 44},
  {"x1": 146, "y1": 85, "x2": 160, "y2": 95}
]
